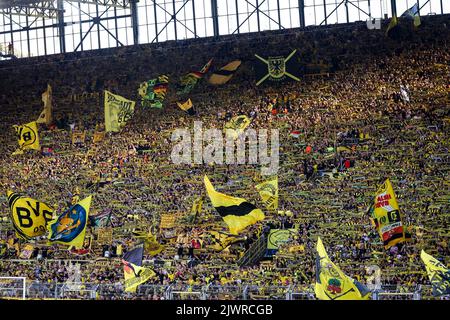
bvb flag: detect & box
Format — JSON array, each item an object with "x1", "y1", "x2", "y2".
[
  {"x1": 7, "y1": 191, "x2": 54, "y2": 240},
  {"x1": 255, "y1": 177, "x2": 278, "y2": 210},
  {"x1": 315, "y1": 237, "x2": 371, "y2": 300},
  {"x1": 224, "y1": 115, "x2": 251, "y2": 139},
  {"x1": 386, "y1": 14, "x2": 399, "y2": 36},
  {"x1": 12, "y1": 121, "x2": 40, "y2": 155},
  {"x1": 122, "y1": 246, "x2": 156, "y2": 292},
  {"x1": 421, "y1": 250, "x2": 450, "y2": 296},
  {"x1": 104, "y1": 90, "x2": 136, "y2": 132},
  {"x1": 255, "y1": 49, "x2": 301, "y2": 86},
  {"x1": 177, "y1": 59, "x2": 213, "y2": 95},
  {"x1": 37, "y1": 84, "x2": 52, "y2": 125},
  {"x1": 207, "y1": 230, "x2": 246, "y2": 252},
  {"x1": 369, "y1": 179, "x2": 408, "y2": 249},
  {"x1": 47, "y1": 196, "x2": 92, "y2": 249},
  {"x1": 177, "y1": 98, "x2": 196, "y2": 115},
  {"x1": 209, "y1": 60, "x2": 241, "y2": 85},
  {"x1": 204, "y1": 175, "x2": 264, "y2": 235}
]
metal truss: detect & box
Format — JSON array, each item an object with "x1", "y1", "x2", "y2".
[{"x1": 1, "y1": 1, "x2": 59, "y2": 18}]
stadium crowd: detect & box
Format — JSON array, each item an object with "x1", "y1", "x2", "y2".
[{"x1": 0, "y1": 15, "x2": 449, "y2": 299}]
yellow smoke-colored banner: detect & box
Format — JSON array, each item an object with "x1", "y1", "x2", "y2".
[
  {"x1": 255, "y1": 177, "x2": 278, "y2": 210},
  {"x1": 123, "y1": 261, "x2": 156, "y2": 293},
  {"x1": 370, "y1": 179, "x2": 408, "y2": 249},
  {"x1": 12, "y1": 121, "x2": 40, "y2": 155},
  {"x1": 204, "y1": 175, "x2": 264, "y2": 235},
  {"x1": 37, "y1": 84, "x2": 52, "y2": 125},
  {"x1": 47, "y1": 196, "x2": 92, "y2": 249},
  {"x1": 315, "y1": 237, "x2": 371, "y2": 300},
  {"x1": 421, "y1": 250, "x2": 450, "y2": 296},
  {"x1": 7, "y1": 191, "x2": 54, "y2": 240},
  {"x1": 104, "y1": 90, "x2": 136, "y2": 132}
]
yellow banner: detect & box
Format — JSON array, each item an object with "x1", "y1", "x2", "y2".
[
  {"x1": 123, "y1": 261, "x2": 156, "y2": 292},
  {"x1": 13, "y1": 121, "x2": 40, "y2": 155},
  {"x1": 104, "y1": 90, "x2": 135, "y2": 132},
  {"x1": 421, "y1": 250, "x2": 450, "y2": 296},
  {"x1": 255, "y1": 177, "x2": 278, "y2": 210},
  {"x1": 37, "y1": 84, "x2": 52, "y2": 125},
  {"x1": 7, "y1": 191, "x2": 54, "y2": 240}
]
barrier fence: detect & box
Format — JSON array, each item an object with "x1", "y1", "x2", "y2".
[{"x1": 1, "y1": 280, "x2": 444, "y2": 300}]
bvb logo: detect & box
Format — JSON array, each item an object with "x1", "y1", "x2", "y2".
[
  {"x1": 268, "y1": 57, "x2": 286, "y2": 79},
  {"x1": 16, "y1": 125, "x2": 37, "y2": 147},
  {"x1": 260, "y1": 183, "x2": 276, "y2": 197}
]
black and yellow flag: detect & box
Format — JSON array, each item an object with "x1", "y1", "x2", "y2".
[
  {"x1": 7, "y1": 191, "x2": 54, "y2": 240},
  {"x1": 206, "y1": 230, "x2": 246, "y2": 252},
  {"x1": 209, "y1": 60, "x2": 241, "y2": 85},
  {"x1": 255, "y1": 50, "x2": 301, "y2": 86},
  {"x1": 369, "y1": 179, "x2": 409, "y2": 249},
  {"x1": 421, "y1": 250, "x2": 450, "y2": 296},
  {"x1": 104, "y1": 90, "x2": 136, "y2": 132},
  {"x1": 315, "y1": 237, "x2": 371, "y2": 300},
  {"x1": 204, "y1": 175, "x2": 264, "y2": 235},
  {"x1": 177, "y1": 98, "x2": 196, "y2": 115},
  {"x1": 255, "y1": 177, "x2": 278, "y2": 210},
  {"x1": 37, "y1": 84, "x2": 52, "y2": 125},
  {"x1": 122, "y1": 246, "x2": 156, "y2": 292},
  {"x1": 12, "y1": 121, "x2": 40, "y2": 155},
  {"x1": 224, "y1": 115, "x2": 251, "y2": 139}
]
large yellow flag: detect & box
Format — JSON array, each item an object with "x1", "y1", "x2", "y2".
[
  {"x1": 206, "y1": 230, "x2": 246, "y2": 252},
  {"x1": 421, "y1": 250, "x2": 450, "y2": 296},
  {"x1": 255, "y1": 177, "x2": 278, "y2": 210},
  {"x1": 369, "y1": 179, "x2": 408, "y2": 249},
  {"x1": 47, "y1": 196, "x2": 92, "y2": 249},
  {"x1": 204, "y1": 175, "x2": 264, "y2": 235},
  {"x1": 12, "y1": 121, "x2": 40, "y2": 155},
  {"x1": 37, "y1": 84, "x2": 52, "y2": 125},
  {"x1": 104, "y1": 90, "x2": 136, "y2": 132},
  {"x1": 7, "y1": 191, "x2": 54, "y2": 240},
  {"x1": 315, "y1": 237, "x2": 371, "y2": 300},
  {"x1": 123, "y1": 261, "x2": 156, "y2": 292}
]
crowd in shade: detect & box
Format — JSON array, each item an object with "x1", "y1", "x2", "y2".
[{"x1": 0, "y1": 15, "x2": 449, "y2": 300}]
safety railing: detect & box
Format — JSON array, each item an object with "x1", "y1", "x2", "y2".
[{"x1": 0, "y1": 281, "x2": 441, "y2": 300}]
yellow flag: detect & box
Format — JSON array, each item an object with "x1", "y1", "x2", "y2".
[
  {"x1": 315, "y1": 237, "x2": 371, "y2": 300},
  {"x1": 206, "y1": 230, "x2": 246, "y2": 252},
  {"x1": 12, "y1": 121, "x2": 40, "y2": 155},
  {"x1": 191, "y1": 197, "x2": 203, "y2": 215},
  {"x1": 224, "y1": 115, "x2": 251, "y2": 139},
  {"x1": 47, "y1": 196, "x2": 92, "y2": 249},
  {"x1": 104, "y1": 90, "x2": 136, "y2": 132},
  {"x1": 123, "y1": 261, "x2": 156, "y2": 293},
  {"x1": 386, "y1": 14, "x2": 398, "y2": 35},
  {"x1": 7, "y1": 191, "x2": 54, "y2": 240},
  {"x1": 370, "y1": 179, "x2": 407, "y2": 249},
  {"x1": 37, "y1": 84, "x2": 52, "y2": 125},
  {"x1": 255, "y1": 177, "x2": 278, "y2": 210},
  {"x1": 177, "y1": 98, "x2": 193, "y2": 111},
  {"x1": 144, "y1": 232, "x2": 165, "y2": 256},
  {"x1": 204, "y1": 175, "x2": 264, "y2": 235},
  {"x1": 421, "y1": 250, "x2": 450, "y2": 296}
]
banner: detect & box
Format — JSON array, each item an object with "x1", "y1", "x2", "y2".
[
  {"x1": 47, "y1": 196, "x2": 92, "y2": 249},
  {"x1": 177, "y1": 98, "x2": 196, "y2": 115},
  {"x1": 315, "y1": 237, "x2": 371, "y2": 300},
  {"x1": 12, "y1": 121, "x2": 40, "y2": 155},
  {"x1": 93, "y1": 132, "x2": 105, "y2": 143},
  {"x1": 267, "y1": 229, "x2": 295, "y2": 250},
  {"x1": 401, "y1": 3, "x2": 421, "y2": 27},
  {"x1": 421, "y1": 250, "x2": 450, "y2": 296},
  {"x1": 206, "y1": 230, "x2": 246, "y2": 252},
  {"x1": 255, "y1": 177, "x2": 278, "y2": 210},
  {"x1": 7, "y1": 191, "x2": 54, "y2": 240},
  {"x1": 160, "y1": 214, "x2": 176, "y2": 229},
  {"x1": 72, "y1": 131, "x2": 86, "y2": 145},
  {"x1": 255, "y1": 50, "x2": 301, "y2": 86},
  {"x1": 369, "y1": 179, "x2": 408, "y2": 249},
  {"x1": 208, "y1": 60, "x2": 241, "y2": 85},
  {"x1": 37, "y1": 84, "x2": 52, "y2": 125},
  {"x1": 224, "y1": 115, "x2": 251, "y2": 139},
  {"x1": 104, "y1": 90, "x2": 136, "y2": 132},
  {"x1": 177, "y1": 59, "x2": 213, "y2": 95},
  {"x1": 122, "y1": 246, "x2": 156, "y2": 292},
  {"x1": 204, "y1": 175, "x2": 264, "y2": 235},
  {"x1": 138, "y1": 75, "x2": 169, "y2": 108}
]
